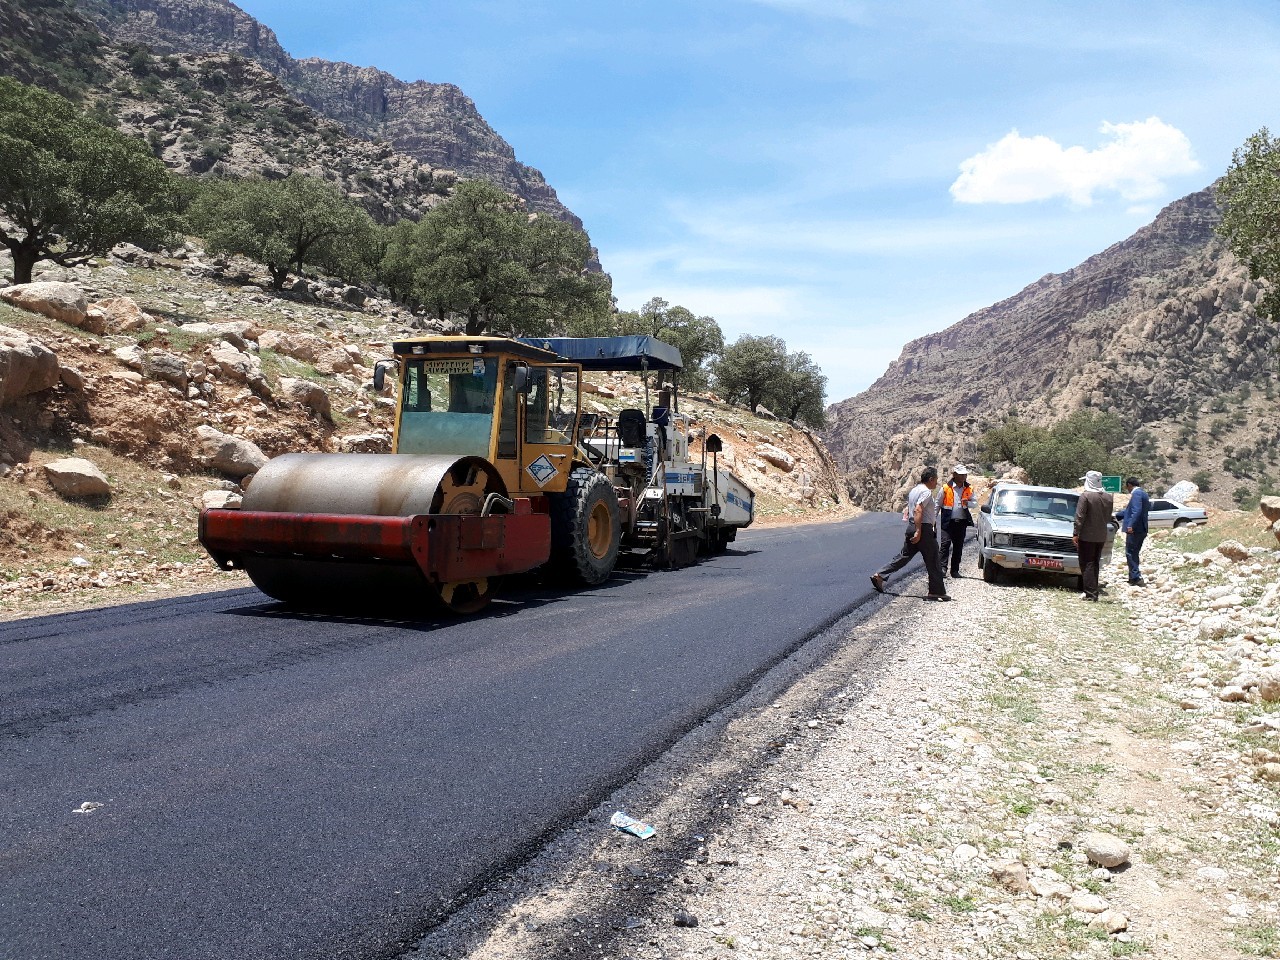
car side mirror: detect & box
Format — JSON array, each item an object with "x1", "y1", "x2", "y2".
[
  {"x1": 980, "y1": 503, "x2": 991, "y2": 514},
  {"x1": 372, "y1": 359, "x2": 396, "y2": 392}
]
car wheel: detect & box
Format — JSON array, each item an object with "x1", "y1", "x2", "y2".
[
  {"x1": 976, "y1": 547, "x2": 985, "y2": 570},
  {"x1": 982, "y1": 558, "x2": 1000, "y2": 584},
  {"x1": 1174, "y1": 518, "x2": 1189, "y2": 529}
]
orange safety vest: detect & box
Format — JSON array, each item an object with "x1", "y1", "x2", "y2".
[{"x1": 939, "y1": 482, "x2": 974, "y2": 510}]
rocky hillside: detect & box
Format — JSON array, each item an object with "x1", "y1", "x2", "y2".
[
  {"x1": 0, "y1": 247, "x2": 848, "y2": 614},
  {"x1": 79, "y1": 0, "x2": 583, "y2": 229},
  {"x1": 825, "y1": 188, "x2": 1280, "y2": 509}
]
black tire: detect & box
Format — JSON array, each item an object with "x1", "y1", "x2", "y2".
[
  {"x1": 976, "y1": 548, "x2": 985, "y2": 570},
  {"x1": 548, "y1": 468, "x2": 621, "y2": 585},
  {"x1": 982, "y1": 557, "x2": 1000, "y2": 584},
  {"x1": 1174, "y1": 518, "x2": 1189, "y2": 529}
]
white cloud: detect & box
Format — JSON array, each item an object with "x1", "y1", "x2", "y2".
[{"x1": 950, "y1": 117, "x2": 1201, "y2": 206}]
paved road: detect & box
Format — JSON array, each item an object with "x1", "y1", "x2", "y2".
[{"x1": 0, "y1": 514, "x2": 909, "y2": 960}]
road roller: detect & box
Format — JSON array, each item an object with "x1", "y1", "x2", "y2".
[{"x1": 199, "y1": 335, "x2": 754, "y2": 613}]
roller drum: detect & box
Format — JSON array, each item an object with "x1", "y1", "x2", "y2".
[{"x1": 239, "y1": 453, "x2": 508, "y2": 610}]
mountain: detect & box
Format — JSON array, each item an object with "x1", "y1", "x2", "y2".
[
  {"x1": 823, "y1": 188, "x2": 1280, "y2": 509},
  {"x1": 79, "y1": 0, "x2": 582, "y2": 229}
]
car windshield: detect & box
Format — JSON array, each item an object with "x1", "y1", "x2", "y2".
[{"x1": 993, "y1": 489, "x2": 1078, "y2": 521}]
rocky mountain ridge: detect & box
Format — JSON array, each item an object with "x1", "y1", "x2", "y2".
[
  {"x1": 80, "y1": 0, "x2": 583, "y2": 229},
  {"x1": 824, "y1": 188, "x2": 1280, "y2": 509}
]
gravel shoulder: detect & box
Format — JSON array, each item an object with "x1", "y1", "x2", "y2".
[{"x1": 409, "y1": 516, "x2": 1280, "y2": 960}]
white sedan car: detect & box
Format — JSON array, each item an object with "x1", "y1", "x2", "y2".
[{"x1": 1118, "y1": 498, "x2": 1208, "y2": 529}]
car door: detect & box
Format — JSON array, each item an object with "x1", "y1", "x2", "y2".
[{"x1": 1147, "y1": 499, "x2": 1176, "y2": 528}]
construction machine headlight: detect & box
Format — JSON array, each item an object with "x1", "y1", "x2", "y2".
[{"x1": 992, "y1": 532, "x2": 1012, "y2": 547}]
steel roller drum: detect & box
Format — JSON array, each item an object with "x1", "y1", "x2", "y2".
[{"x1": 239, "y1": 453, "x2": 507, "y2": 610}]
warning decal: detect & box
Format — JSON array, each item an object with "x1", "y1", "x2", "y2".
[{"x1": 526, "y1": 454, "x2": 558, "y2": 487}]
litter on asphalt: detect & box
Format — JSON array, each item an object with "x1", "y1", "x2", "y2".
[{"x1": 610, "y1": 811, "x2": 656, "y2": 839}]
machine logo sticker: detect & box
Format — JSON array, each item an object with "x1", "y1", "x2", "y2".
[{"x1": 526, "y1": 455, "x2": 558, "y2": 486}]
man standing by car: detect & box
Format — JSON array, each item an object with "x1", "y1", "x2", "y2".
[
  {"x1": 1073, "y1": 470, "x2": 1114, "y2": 602},
  {"x1": 1121, "y1": 476, "x2": 1151, "y2": 586},
  {"x1": 871, "y1": 467, "x2": 950, "y2": 601},
  {"x1": 938, "y1": 464, "x2": 975, "y2": 578}
]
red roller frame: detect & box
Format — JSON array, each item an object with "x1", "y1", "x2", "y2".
[{"x1": 199, "y1": 498, "x2": 551, "y2": 583}]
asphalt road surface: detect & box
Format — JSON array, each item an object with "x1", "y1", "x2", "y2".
[{"x1": 0, "y1": 514, "x2": 910, "y2": 960}]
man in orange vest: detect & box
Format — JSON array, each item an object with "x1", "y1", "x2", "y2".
[{"x1": 938, "y1": 464, "x2": 976, "y2": 578}]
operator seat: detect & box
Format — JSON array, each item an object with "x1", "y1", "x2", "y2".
[{"x1": 617, "y1": 409, "x2": 646, "y2": 447}]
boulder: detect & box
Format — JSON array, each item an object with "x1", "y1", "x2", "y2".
[
  {"x1": 1164, "y1": 480, "x2": 1200, "y2": 503},
  {"x1": 1217, "y1": 539, "x2": 1250, "y2": 562},
  {"x1": 59, "y1": 366, "x2": 85, "y2": 391},
  {"x1": 200, "y1": 490, "x2": 242, "y2": 510},
  {"x1": 0, "y1": 282, "x2": 87, "y2": 326},
  {"x1": 180, "y1": 320, "x2": 262, "y2": 343},
  {"x1": 757, "y1": 443, "x2": 796, "y2": 472},
  {"x1": 1001, "y1": 466, "x2": 1031, "y2": 484},
  {"x1": 1260, "y1": 496, "x2": 1280, "y2": 524},
  {"x1": 1079, "y1": 831, "x2": 1130, "y2": 868},
  {"x1": 145, "y1": 350, "x2": 190, "y2": 391},
  {"x1": 257, "y1": 330, "x2": 329, "y2": 363},
  {"x1": 315, "y1": 347, "x2": 354, "y2": 375},
  {"x1": 93, "y1": 296, "x2": 153, "y2": 332},
  {"x1": 1259, "y1": 668, "x2": 1280, "y2": 704},
  {"x1": 341, "y1": 285, "x2": 366, "y2": 307},
  {"x1": 754, "y1": 404, "x2": 779, "y2": 421},
  {"x1": 113, "y1": 344, "x2": 145, "y2": 371},
  {"x1": 338, "y1": 432, "x2": 392, "y2": 453},
  {"x1": 0, "y1": 324, "x2": 60, "y2": 405},
  {"x1": 43, "y1": 457, "x2": 110, "y2": 498},
  {"x1": 206, "y1": 343, "x2": 261, "y2": 383},
  {"x1": 278, "y1": 377, "x2": 332, "y2": 420},
  {"x1": 195, "y1": 425, "x2": 267, "y2": 478}
]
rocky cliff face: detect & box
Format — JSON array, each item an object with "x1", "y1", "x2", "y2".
[
  {"x1": 824, "y1": 188, "x2": 1280, "y2": 509},
  {"x1": 84, "y1": 0, "x2": 583, "y2": 228}
]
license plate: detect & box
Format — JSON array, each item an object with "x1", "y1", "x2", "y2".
[{"x1": 1026, "y1": 557, "x2": 1063, "y2": 570}]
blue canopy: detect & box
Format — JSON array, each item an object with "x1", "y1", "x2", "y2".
[{"x1": 516, "y1": 336, "x2": 683, "y2": 372}]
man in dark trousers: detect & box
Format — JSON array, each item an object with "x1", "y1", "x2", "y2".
[
  {"x1": 870, "y1": 466, "x2": 950, "y2": 601},
  {"x1": 938, "y1": 464, "x2": 976, "y2": 578},
  {"x1": 1073, "y1": 470, "x2": 1114, "y2": 602},
  {"x1": 1120, "y1": 476, "x2": 1151, "y2": 586}
]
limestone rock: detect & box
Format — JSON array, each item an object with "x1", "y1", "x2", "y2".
[
  {"x1": 991, "y1": 860, "x2": 1031, "y2": 894},
  {"x1": 113, "y1": 345, "x2": 146, "y2": 371},
  {"x1": 195, "y1": 425, "x2": 268, "y2": 478},
  {"x1": 257, "y1": 329, "x2": 329, "y2": 363},
  {"x1": 338, "y1": 432, "x2": 392, "y2": 453},
  {"x1": 1216, "y1": 540, "x2": 1250, "y2": 562},
  {"x1": 145, "y1": 350, "x2": 190, "y2": 391},
  {"x1": 757, "y1": 443, "x2": 796, "y2": 472},
  {"x1": 1079, "y1": 831, "x2": 1130, "y2": 868},
  {"x1": 1165, "y1": 480, "x2": 1200, "y2": 503},
  {"x1": 1260, "y1": 496, "x2": 1280, "y2": 524},
  {"x1": 206, "y1": 343, "x2": 261, "y2": 383},
  {"x1": 1088, "y1": 909, "x2": 1129, "y2": 934},
  {"x1": 1259, "y1": 668, "x2": 1280, "y2": 704},
  {"x1": 0, "y1": 282, "x2": 87, "y2": 326},
  {"x1": 278, "y1": 377, "x2": 332, "y2": 420},
  {"x1": 43, "y1": 458, "x2": 111, "y2": 498},
  {"x1": 0, "y1": 324, "x2": 60, "y2": 405},
  {"x1": 93, "y1": 296, "x2": 153, "y2": 332},
  {"x1": 200, "y1": 490, "x2": 242, "y2": 510}
]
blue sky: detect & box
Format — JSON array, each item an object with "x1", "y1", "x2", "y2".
[{"x1": 237, "y1": 0, "x2": 1280, "y2": 402}]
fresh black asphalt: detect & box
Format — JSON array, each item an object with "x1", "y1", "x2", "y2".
[{"x1": 0, "y1": 513, "x2": 911, "y2": 960}]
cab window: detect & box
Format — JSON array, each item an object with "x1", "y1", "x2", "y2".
[
  {"x1": 525, "y1": 366, "x2": 579, "y2": 445},
  {"x1": 397, "y1": 357, "x2": 498, "y2": 456}
]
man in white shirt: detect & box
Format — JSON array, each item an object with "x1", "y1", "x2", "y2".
[{"x1": 870, "y1": 466, "x2": 950, "y2": 601}]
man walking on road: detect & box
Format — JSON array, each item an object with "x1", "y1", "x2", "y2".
[
  {"x1": 938, "y1": 464, "x2": 976, "y2": 578},
  {"x1": 871, "y1": 467, "x2": 950, "y2": 601},
  {"x1": 1073, "y1": 470, "x2": 1114, "y2": 602},
  {"x1": 1121, "y1": 476, "x2": 1151, "y2": 586}
]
